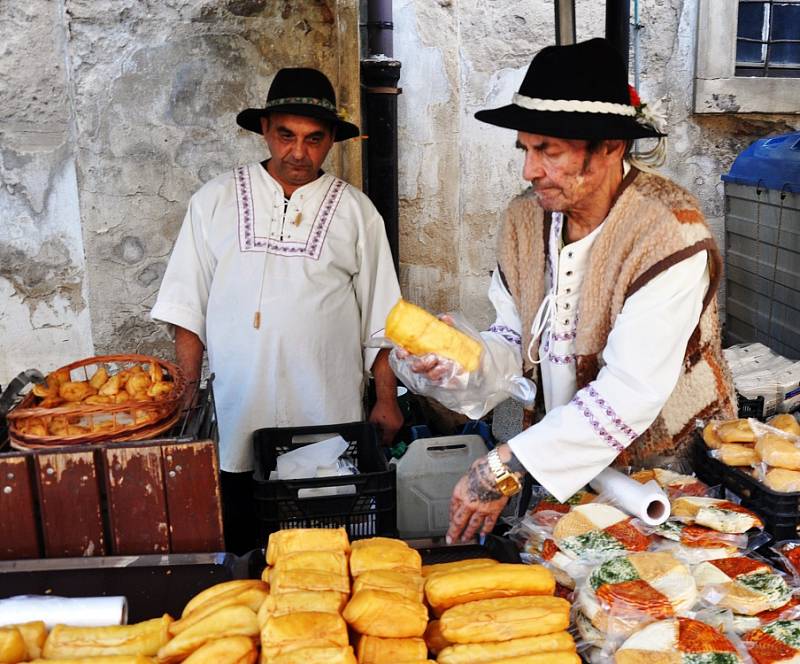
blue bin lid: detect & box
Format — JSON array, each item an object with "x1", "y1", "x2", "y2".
[{"x1": 722, "y1": 132, "x2": 800, "y2": 194}]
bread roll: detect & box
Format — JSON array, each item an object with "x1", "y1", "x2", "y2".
[
  {"x1": 27, "y1": 658, "x2": 154, "y2": 664},
  {"x1": 479, "y1": 656, "x2": 580, "y2": 664},
  {"x1": 351, "y1": 537, "x2": 408, "y2": 550},
  {"x1": 171, "y1": 584, "x2": 268, "y2": 635},
  {"x1": 352, "y1": 570, "x2": 424, "y2": 603},
  {"x1": 423, "y1": 620, "x2": 451, "y2": 656},
  {"x1": 756, "y1": 433, "x2": 800, "y2": 470},
  {"x1": 156, "y1": 605, "x2": 258, "y2": 664},
  {"x1": 718, "y1": 443, "x2": 758, "y2": 467},
  {"x1": 436, "y1": 632, "x2": 577, "y2": 664},
  {"x1": 349, "y1": 543, "x2": 421, "y2": 577},
  {"x1": 385, "y1": 299, "x2": 482, "y2": 372},
  {"x1": 8, "y1": 621, "x2": 46, "y2": 660},
  {"x1": 269, "y1": 569, "x2": 350, "y2": 595},
  {"x1": 343, "y1": 590, "x2": 427, "y2": 638},
  {"x1": 440, "y1": 595, "x2": 570, "y2": 643},
  {"x1": 43, "y1": 615, "x2": 171, "y2": 659},
  {"x1": 266, "y1": 528, "x2": 350, "y2": 566},
  {"x1": 769, "y1": 414, "x2": 800, "y2": 436},
  {"x1": 718, "y1": 419, "x2": 756, "y2": 444},
  {"x1": 0, "y1": 627, "x2": 26, "y2": 664},
  {"x1": 182, "y1": 580, "x2": 266, "y2": 618},
  {"x1": 257, "y1": 591, "x2": 348, "y2": 627},
  {"x1": 355, "y1": 636, "x2": 427, "y2": 663},
  {"x1": 765, "y1": 467, "x2": 800, "y2": 492},
  {"x1": 702, "y1": 422, "x2": 723, "y2": 449},
  {"x1": 273, "y1": 550, "x2": 348, "y2": 576},
  {"x1": 181, "y1": 636, "x2": 257, "y2": 664},
  {"x1": 269, "y1": 646, "x2": 357, "y2": 664},
  {"x1": 261, "y1": 612, "x2": 349, "y2": 661},
  {"x1": 421, "y1": 558, "x2": 498, "y2": 578},
  {"x1": 425, "y1": 563, "x2": 555, "y2": 613}
]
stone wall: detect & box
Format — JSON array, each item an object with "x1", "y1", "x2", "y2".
[
  {"x1": 395, "y1": 0, "x2": 800, "y2": 329},
  {"x1": 0, "y1": 0, "x2": 360, "y2": 384}
]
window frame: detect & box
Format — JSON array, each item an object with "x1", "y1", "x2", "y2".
[{"x1": 694, "y1": 0, "x2": 800, "y2": 113}]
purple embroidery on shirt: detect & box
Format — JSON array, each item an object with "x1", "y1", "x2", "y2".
[
  {"x1": 572, "y1": 394, "x2": 625, "y2": 452},
  {"x1": 234, "y1": 166, "x2": 347, "y2": 259},
  {"x1": 488, "y1": 324, "x2": 521, "y2": 346},
  {"x1": 586, "y1": 385, "x2": 639, "y2": 443}
]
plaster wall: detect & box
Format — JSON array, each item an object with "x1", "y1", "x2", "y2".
[
  {"x1": 0, "y1": 0, "x2": 360, "y2": 385},
  {"x1": 394, "y1": 0, "x2": 800, "y2": 330}
]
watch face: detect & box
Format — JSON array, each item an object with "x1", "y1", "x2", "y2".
[{"x1": 497, "y1": 475, "x2": 521, "y2": 497}]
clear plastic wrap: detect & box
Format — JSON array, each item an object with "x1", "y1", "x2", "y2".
[{"x1": 386, "y1": 313, "x2": 536, "y2": 420}]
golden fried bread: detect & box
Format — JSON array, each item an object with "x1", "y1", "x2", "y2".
[
  {"x1": 156, "y1": 605, "x2": 258, "y2": 664},
  {"x1": 182, "y1": 580, "x2": 266, "y2": 618},
  {"x1": 764, "y1": 467, "x2": 800, "y2": 492},
  {"x1": 349, "y1": 542, "x2": 421, "y2": 577},
  {"x1": 385, "y1": 299, "x2": 482, "y2": 372},
  {"x1": 343, "y1": 589, "x2": 427, "y2": 638},
  {"x1": 266, "y1": 528, "x2": 350, "y2": 566},
  {"x1": 718, "y1": 443, "x2": 759, "y2": 467},
  {"x1": 0, "y1": 627, "x2": 26, "y2": 664},
  {"x1": 257, "y1": 591, "x2": 348, "y2": 628},
  {"x1": 170, "y1": 583, "x2": 268, "y2": 635},
  {"x1": 11, "y1": 621, "x2": 46, "y2": 660},
  {"x1": 352, "y1": 570, "x2": 424, "y2": 602},
  {"x1": 356, "y1": 635, "x2": 427, "y2": 663},
  {"x1": 273, "y1": 550, "x2": 348, "y2": 576},
  {"x1": 436, "y1": 632, "x2": 577, "y2": 664},
  {"x1": 261, "y1": 612, "x2": 349, "y2": 661},
  {"x1": 181, "y1": 636, "x2": 256, "y2": 664},
  {"x1": 479, "y1": 655, "x2": 581, "y2": 664},
  {"x1": 423, "y1": 620, "x2": 451, "y2": 656},
  {"x1": 27, "y1": 658, "x2": 155, "y2": 664},
  {"x1": 269, "y1": 646, "x2": 357, "y2": 664},
  {"x1": 59, "y1": 381, "x2": 97, "y2": 402},
  {"x1": 440, "y1": 595, "x2": 570, "y2": 643},
  {"x1": 756, "y1": 432, "x2": 800, "y2": 470},
  {"x1": 770, "y1": 414, "x2": 800, "y2": 436},
  {"x1": 43, "y1": 615, "x2": 171, "y2": 659},
  {"x1": 421, "y1": 558, "x2": 498, "y2": 578},
  {"x1": 351, "y1": 537, "x2": 409, "y2": 550},
  {"x1": 425, "y1": 563, "x2": 555, "y2": 613},
  {"x1": 717, "y1": 419, "x2": 755, "y2": 444},
  {"x1": 269, "y1": 569, "x2": 350, "y2": 595}
]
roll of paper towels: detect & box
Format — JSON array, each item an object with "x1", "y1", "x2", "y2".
[
  {"x1": 0, "y1": 595, "x2": 128, "y2": 628},
  {"x1": 589, "y1": 467, "x2": 671, "y2": 526}
]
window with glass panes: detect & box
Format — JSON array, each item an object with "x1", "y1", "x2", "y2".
[{"x1": 736, "y1": 0, "x2": 800, "y2": 77}]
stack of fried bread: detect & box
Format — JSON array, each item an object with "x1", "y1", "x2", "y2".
[
  {"x1": 342, "y1": 537, "x2": 432, "y2": 663},
  {"x1": 426, "y1": 560, "x2": 578, "y2": 664}
]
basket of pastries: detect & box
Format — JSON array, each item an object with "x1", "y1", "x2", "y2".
[{"x1": 6, "y1": 354, "x2": 186, "y2": 448}]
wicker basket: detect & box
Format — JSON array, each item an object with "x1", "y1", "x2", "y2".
[{"x1": 7, "y1": 354, "x2": 186, "y2": 447}]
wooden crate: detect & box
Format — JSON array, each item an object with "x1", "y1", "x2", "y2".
[{"x1": 0, "y1": 439, "x2": 223, "y2": 560}]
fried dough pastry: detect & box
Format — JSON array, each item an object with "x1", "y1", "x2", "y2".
[
  {"x1": 422, "y1": 558, "x2": 498, "y2": 578},
  {"x1": 59, "y1": 381, "x2": 97, "y2": 403},
  {"x1": 273, "y1": 550, "x2": 349, "y2": 576},
  {"x1": 719, "y1": 443, "x2": 759, "y2": 467},
  {"x1": 353, "y1": 569, "x2": 424, "y2": 602},
  {"x1": 99, "y1": 375, "x2": 123, "y2": 397},
  {"x1": 10, "y1": 621, "x2": 46, "y2": 660},
  {"x1": 702, "y1": 422, "x2": 723, "y2": 449},
  {"x1": 268, "y1": 646, "x2": 357, "y2": 664},
  {"x1": 356, "y1": 635, "x2": 427, "y2": 663},
  {"x1": 718, "y1": 418, "x2": 755, "y2": 444},
  {"x1": 770, "y1": 413, "x2": 800, "y2": 436},
  {"x1": 343, "y1": 589, "x2": 427, "y2": 638},
  {"x1": 181, "y1": 636, "x2": 257, "y2": 664},
  {"x1": 266, "y1": 528, "x2": 350, "y2": 566},
  {"x1": 148, "y1": 362, "x2": 163, "y2": 384},
  {"x1": 156, "y1": 605, "x2": 258, "y2": 664},
  {"x1": 257, "y1": 591, "x2": 347, "y2": 628},
  {"x1": 385, "y1": 298, "x2": 482, "y2": 372},
  {"x1": 84, "y1": 395, "x2": 114, "y2": 406},
  {"x1": 182, "y1": 580, "x2": 267, "y2": 618},
  {"x1": 261, "y1": 612, "x2": 349, "y2": 661},
  {"x1": 42, "y1": 615, "x2": 171, "y2": 659},
  {"x1": 126, "y1": 373, "x2": 152, "y2": 396},
  {"x1": 440, "y1": 595, "x2": 571, "y2": 643},
  {"x1": 33, "y1": 376, "x2": 58, "y2": 399},
  {"x1": 20, "y1": 418, "x2": 48, "y2": 436},
  {"x1": 435, "y1": 632, "x2": 577, "y2": 664},
  {"x1": 0, "y1": 627, "x2": 26, "y2": 664},
  {"x1": 349, "y1": 541, "x2": 421, "y2": 577},
  {"x1": 27, "y1": 658, "x2": 154, "y2": 664},
  {"x1": 170, "y1": 583, "x2": 268, "y2": 635},
  {"x1": 89, "y1": 367, "x2": 110, "y2": 390},
  {"x1": 39, "y1": 396, "x2": 66, "y2": 409},
  {"x1": 756, "y1": 432, "x2": 800, "y2": 470},
  {"x1": 147, "y1": 382, "x2": 174, "y2": 399},
  {"x1": 425, "y1": 563, "x2": 555, "y2": 613},
  {"x1": 269, "y1": 568, "x2": 350, "y2": 595},
  {"x1": 423, "y1": 620, "x2": 451, "y2": 655}
]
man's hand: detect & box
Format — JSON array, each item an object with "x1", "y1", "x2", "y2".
[
  {"x1": 368, "y1": 398, "x2": 404, "y2": 445},
  {"x1": 446, "y1": 443, "x2": 525, "y2": 543}
]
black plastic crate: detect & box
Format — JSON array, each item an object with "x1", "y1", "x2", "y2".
[
  {"x1": 252, "y1": 421, "x2": 396, "y2": 541},
  {"x1": 737, "y1": 391, "x2": 766, "y2": 420},
  {"x1": 693, "y1": 435, "x2": 800, "y2": 539}
]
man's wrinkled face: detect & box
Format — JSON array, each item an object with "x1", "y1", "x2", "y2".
[
  {"x1": 516, "y1": 132, "x2": 606, "y2": 212},
  {"x1": 261, "y1": 112, "x2": 335, "y2": 190}
]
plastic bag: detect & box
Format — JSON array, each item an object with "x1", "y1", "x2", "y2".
[{"x1": 387, "y1": 312, "x2": 536, "y2": 420}]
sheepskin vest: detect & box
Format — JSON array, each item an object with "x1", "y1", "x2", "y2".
[{"x1": 497, "y1": 168, "x2": 736, "y2": 465}]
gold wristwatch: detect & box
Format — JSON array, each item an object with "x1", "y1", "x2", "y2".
[{"x1": 487, "y1": 448, "x2": 522, "y2": 497}]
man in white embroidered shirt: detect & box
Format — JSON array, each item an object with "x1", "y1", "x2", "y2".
[
  {"x1": 395, "y1": 39, "x2": 735, "y2": 544},
  {"x1": 152, "y1": 68, "x2": 403, "y2": 552}
]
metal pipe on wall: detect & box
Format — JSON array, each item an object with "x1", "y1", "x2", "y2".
[
  {"x1": 362, "y1": 0, "x2": 401, "y2": 273},
  {"x1": 554, "y1": 0, "x2": 577, "y2": 46}
]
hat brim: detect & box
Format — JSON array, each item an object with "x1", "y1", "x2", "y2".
[
  {"x1": 474, "y1": 104, "x2": 665, "y2": 140},
  {"x1": 236, "y1": 104, "x2": 360, "y2": 142}
]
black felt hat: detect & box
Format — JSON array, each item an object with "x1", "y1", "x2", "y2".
[
  {"x1": 475, "y1": 38, "x2": 665, "y2": 140},
  {"x1": 237, "y1": 67, "x2": 360, "y2": 142}
]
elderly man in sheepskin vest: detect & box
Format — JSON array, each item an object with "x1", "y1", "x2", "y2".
[{"x1": 397, "y1": 38, "x2": 736, "y2": 544}]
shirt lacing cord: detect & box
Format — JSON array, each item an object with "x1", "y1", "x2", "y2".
[{"x1": 527, "y1": 291, "x2": 561, "y2": 365}]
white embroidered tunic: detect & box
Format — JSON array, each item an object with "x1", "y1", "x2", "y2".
[
  {"x1": 152, "y1": 163, "x2": 401, "y2": 472},
  {"x1": 486, "y1": 211, "x2": 710, "y2": 502}
]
